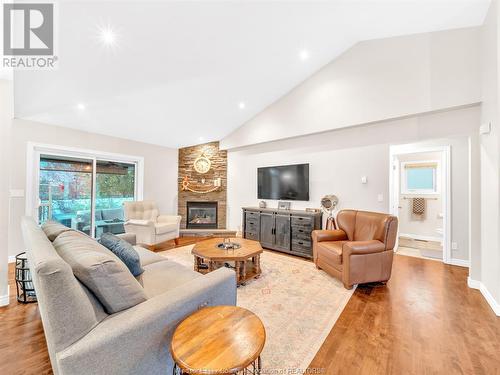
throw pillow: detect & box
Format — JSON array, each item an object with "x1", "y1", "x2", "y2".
[
  {"x1": 54, "y1": 231, "x2": 147, "y2": 314},
  {"x1": 41, "y1": 220, "x2": 72, "y2": 241},
  {"x1": 99, "y1": 233, "x2": 145, "y2": 277}
]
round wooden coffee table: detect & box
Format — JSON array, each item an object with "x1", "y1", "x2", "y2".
[
  {"x1": 171, "y1": 306, "x2": 266, "y2": 375},
  {"x1": 192, "y1": 238, "x2": 263, "y2": 286}
]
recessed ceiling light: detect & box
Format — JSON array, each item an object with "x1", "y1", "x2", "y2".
[
  {"x1": 98, "y1": 25, "x2": 116, "y2": 46},
  {"x1": 299, "y1": 50, "x2": 309, "y2": 61},
  {"x1": 239, "y1": 102, "x2": 246, "y2": 109},
  {"x1": 76, "y1": 103, "x2": 86, "y2": 111}
]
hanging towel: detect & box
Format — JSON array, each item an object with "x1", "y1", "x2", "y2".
[{"x1": 412, "y1": 198, "x2": 426, "y2": 215}]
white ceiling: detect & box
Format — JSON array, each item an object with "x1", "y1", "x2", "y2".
[{"x1": 14, "y1": 0, "x2": 490, "y2": 148}]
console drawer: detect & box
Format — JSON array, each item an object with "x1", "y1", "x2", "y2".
[
  {"x1": 291, "y1": 226, "x2": 312, "y2": 240},
  {"x1": 291, "y1": 238, "x2": 312, "y2": 255},
  {"x1": 291, "y1": 216, "x2": 312, "y2": 226},
  {"x1": 245, "y1": 211, "x2": 260, "y2": 219},
  {"x1": 245, "y1": 231, "x2": 259, "y2": 241},
  {"x1": 245, "y1": 220, "x2": 259, "y2": 232},
  {"x1": 292, "y1": 224, "x2": 314, "y2": 236}
]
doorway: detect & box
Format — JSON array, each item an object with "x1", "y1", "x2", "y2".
[{"x1": 389, "y1": 145, "x2": 451, "y2": 263}]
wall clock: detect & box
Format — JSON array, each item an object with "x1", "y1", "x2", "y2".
[{"x1": 193, "y1": 154, "x2": 211, "y2": 174}]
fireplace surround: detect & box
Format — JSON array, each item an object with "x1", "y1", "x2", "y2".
[
  {"x1": 178, "y1": 142, "x2": 227, "y2": 229},
  {"x1": 186, "y1": 201, "x2": 218, "y2": 229}
]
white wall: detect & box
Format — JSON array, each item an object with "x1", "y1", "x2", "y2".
[
  {"x1": 227, "y1": 106, "x2": 479, "y2": 264},
  {"x1": 397, "y1": 152, "x2": 443, "y2": 240},
  {"x1": 478, "y1": 0, "x2": 500, "y2": 312},
  {"x1": 0, "y1": 80, "x2": 13, "y2": 305},
  {"x1": 221, "y1": 27, "x2": 480, "y2": 150},
  {"x1": 8, "y1": 119, "x2": 178, "y2": 258}
]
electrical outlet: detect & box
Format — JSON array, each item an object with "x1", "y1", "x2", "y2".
[
  {"x1": 377, "y1": 194, "x2": 383, "y2": 202},
  {"x1": 451, "y1": 242, "x2": 458, "y2": 250}
]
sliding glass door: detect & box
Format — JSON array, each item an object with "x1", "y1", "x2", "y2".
[
  {"x1": 36, "y1": 151, "x2": 139, "y2": 238},
  {"x1": 39, "y1": 156, "x2": 94, "y2": 234},
  {"x1": 94, "y1": 160, "x2": 136, "y2": 237}
]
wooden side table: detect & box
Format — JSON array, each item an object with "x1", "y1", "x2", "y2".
[{"x1": 171, "y1": 306, "x2": 266, "y2": 374}]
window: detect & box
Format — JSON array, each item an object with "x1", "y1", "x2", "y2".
[{"x1": 401, "y1": 161, "x2": 438, "y2": 194}]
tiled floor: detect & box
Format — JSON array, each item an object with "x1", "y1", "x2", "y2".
[{"x1": 397, "y1": 236, "x2": 442, "y2": 260}]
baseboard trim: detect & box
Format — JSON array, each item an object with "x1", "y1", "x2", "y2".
[
  {"x1": 467, "y1": 277, "x2": 481, "y2": 289},
  {"x1": 467, "y1": 277, "x2": 500, "y2": 316},
  {"x1": 399, "y1": 233, "x2": 442, "y2": 242},
  {"x1": 8, "y1": 255, "x2": 16, "y2": 263},
  {"x1": 0, "y1": 286, "x2": 10, "y2": 307},
  {"x1": 448, "y1": 258, "x2": 470, "y2": 268}
]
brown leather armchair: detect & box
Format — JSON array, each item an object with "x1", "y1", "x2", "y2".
[{"x1": 312, "y1": 210, "x2": 398, "y2": 289}]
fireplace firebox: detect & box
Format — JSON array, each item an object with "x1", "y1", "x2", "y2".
[{"x1": 186, "y1": 201, "x2": 218, "y2": 229}]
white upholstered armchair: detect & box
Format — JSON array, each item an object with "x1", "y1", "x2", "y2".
[{"x1": 123, "y1": 201, "x2": 181, "y2": 248}]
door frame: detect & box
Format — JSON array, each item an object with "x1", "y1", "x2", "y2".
[
  {"x1": 389, "y1": 145, "x2": 451, "y2": 264},
  {"x1": 26, "y1": 142, "x2": 144, "y2": 237}
]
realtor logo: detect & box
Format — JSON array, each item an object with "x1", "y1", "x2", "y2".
[{"x1": 2, "y1": 3, "x2": 57, "y2": 69}]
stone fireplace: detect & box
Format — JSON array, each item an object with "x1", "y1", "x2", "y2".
[
  {"x1": 178, "y1": 141, "x2": 227, "y2": 229},
  {"x1": 186, "y1": 201, "x2": 218, "y2": 229}
]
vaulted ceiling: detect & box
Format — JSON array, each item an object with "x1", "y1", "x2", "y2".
[{"x1": 13, "y1": 0, "x2": 490, "y2": 148}]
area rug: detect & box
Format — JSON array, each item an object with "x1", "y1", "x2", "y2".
[{"x1": 159, "y1": 246, "x2": 355, "y2": 372}]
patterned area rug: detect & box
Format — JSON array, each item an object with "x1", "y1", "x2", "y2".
[{"x1": 159, "y1": 246, "x2": 354, "y2": 372}]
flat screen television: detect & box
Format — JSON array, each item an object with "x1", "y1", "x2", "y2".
[{"x1": 258, "y1": 163, "x2": 309, "y2": 201}]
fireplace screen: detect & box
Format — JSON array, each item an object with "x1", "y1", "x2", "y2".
[{"x1": 186, "y1": 201, "x2": 217, "y2": 229}]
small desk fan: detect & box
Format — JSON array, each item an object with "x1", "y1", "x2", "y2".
[{"x1": 321, "y1": 195, "x2": 339, "y2": 230}]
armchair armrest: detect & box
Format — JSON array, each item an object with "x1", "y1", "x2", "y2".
[
  {"x1": 342, "y1": 240, "x2": 391, "y2": 289},
  {"x1": 157, "y1": 215, "x2": 181, "y2": 225},
  {"x1": 343, "y1": 240, "x2": 385, "y2": 255},
  {"x1": 123, "y1": 220, "x2": 156, "y2": 246},
  {"x1": 57, "y1": 268, "x2": 236, "y2": 375},
  {"x1": 116, "y1": 232, "x2": 136, "y2": 246},
  {"x1": 312, "y1": 229, "x2": 348, "y2": 242},
  {"x1": 125, "y1": 219, "x2": 154, "y2": 227}
]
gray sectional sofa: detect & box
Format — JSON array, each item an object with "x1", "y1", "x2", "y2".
[{"x1": 21, "y1": 217, "x2": 237, "y2": 375}]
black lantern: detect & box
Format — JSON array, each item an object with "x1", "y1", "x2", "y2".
[{"x1": 15, "y1": 252, "x2": 37, "y2": 303}]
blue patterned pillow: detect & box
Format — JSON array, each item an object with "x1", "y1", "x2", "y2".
[{"x1": 99, "y1": 233, "x2": 144, "y2": 277}]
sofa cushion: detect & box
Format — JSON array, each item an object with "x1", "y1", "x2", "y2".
[
  {"x1": 317, "y1": 241, "x2": 347, "y2": 264},
  {"x1": 133, "y1": 246, "x2": 166, "y2": 266},
  {"x1": 99, "y1": 233, "x2": 144, "y2": 276},
  {"x1": 53, "y1": 231, "x2": 147, "y2": 313},
  {"x1": 137, "y1": 260, "x2": 201, "y2": 298},
  {"x1": 155, "y1": 222, "x2": 177, "y2": 235},
  {"x1": 41, "y1": 220, "x2": 72, "y2": 241}
]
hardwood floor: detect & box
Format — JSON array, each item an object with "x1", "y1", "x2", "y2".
[
  {"x1": 1, "y1": 239, "x2": 499, "y2": 375},
  {"x1": 308, "y1": 255, "x2": 500, "y2": 375}
]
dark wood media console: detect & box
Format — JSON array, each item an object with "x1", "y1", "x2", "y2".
[{"x1": 242, "y1": 207, "x2": 322, "y2": 258}]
